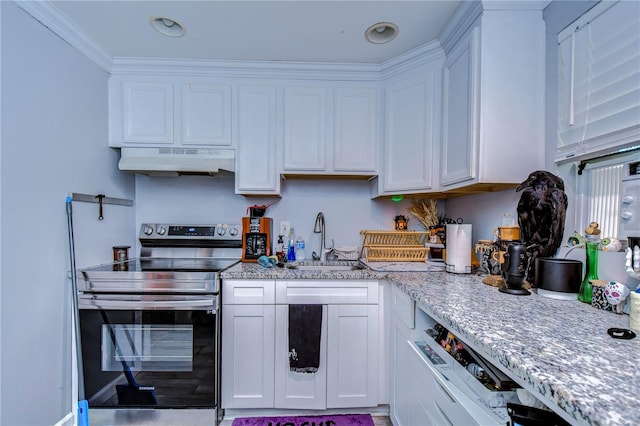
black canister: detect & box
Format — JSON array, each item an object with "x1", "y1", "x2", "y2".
[{"x1": 535, "y1": 257, "x2": 583, "y2": 293}]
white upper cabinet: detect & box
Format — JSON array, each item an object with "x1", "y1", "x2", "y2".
[
  {"x1": 441, "y1": 26, "x2": 477, "y2": 186},
  {"x1": 378, "y1": 62, "x2": 442, "y2": 195},
  {"x1": 282, "y1": 83, "x2": 378, "y2": 175},
  {"x1": 178, "y1": 82, "x2": 231, "y2": 146},
  {"x1": 235, "y1": 84, "x2": 280, "y2": 195},
  {"x1": 283, "y1": 85, "x2": 328, "y2": 171},
  {"x1": 556, "y1": 0, "x2": 640, "y2": 163},
  {"x1": 439, "y1": 5, "x2": 546, "y2": 191},
  {"x1": 117, "y1": 79, "x2": 174, "y2": 145},
  {"x1": 109, "y1": 76, "x2": 232, "y2": 147},
  {"x1": 333, "y1": 87, "x2": 378, "y2": 173}
]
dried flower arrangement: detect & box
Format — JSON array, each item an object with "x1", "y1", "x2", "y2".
[{"x1": 407, "y1": 199, "x2": 438, "y2": 230}]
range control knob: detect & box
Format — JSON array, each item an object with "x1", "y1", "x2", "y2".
[
  {"x1": 156, "y1": 226, "x2": 166, "y2": 235},
  {"x1": 229, "y1": 227, "x2": 239, "y2": 236},
  {"x1": 217, "y1": 227, "x2": 226, "y2": 236},
  {"x1": 622, "y1": 195, "x2": 635, "y2": 204},
  {"x1": 143, "y1": 225, "x2": 154, "y2": 235}
]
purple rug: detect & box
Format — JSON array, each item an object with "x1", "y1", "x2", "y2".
[{"x1": 231, "y1": 414, "x2": 374, "y2": 426}]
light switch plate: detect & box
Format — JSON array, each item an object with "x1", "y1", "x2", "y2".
[{"x1": 280, "y1": 220, "x2": 291, "y2": 237}]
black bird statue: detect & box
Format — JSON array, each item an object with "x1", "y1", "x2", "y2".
[{"x1": 516, "y1": 170, "x2": 568, "y2": 285}]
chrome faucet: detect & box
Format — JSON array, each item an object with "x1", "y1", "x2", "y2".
[{"x1": 313, "y1": 212, "x2": 334, "y2": 262}]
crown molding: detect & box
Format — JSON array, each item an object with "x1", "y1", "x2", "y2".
[
  {"x1": 482, "y1": 1, "x2": 551, "y2": 11},
  {"x1": 438, "y1": 1, "x2": 483, "y2": 54},
  {"x1": 379, "y1": 39, "x2": 445, "y2": 80},
  {"x1": 109, "y1": 57, "x2": 383, "y2": 81},
  {"x1": 439, "y1": 1, "x2": 549, "y2": 54},
  {"x1": 16, "y1": 1, "x2": 112, "y2": 72}
]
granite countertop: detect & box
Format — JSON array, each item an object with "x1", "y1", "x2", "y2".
[
  {"x1": 221, "y1": 261, "x2": 639, "y2": 425},
  {"x1": 221, "y1": 260, "x2": 387, "y2": 280},
  {"x1": 388, "y1": 271, "x2": 639, "y2": 426}
]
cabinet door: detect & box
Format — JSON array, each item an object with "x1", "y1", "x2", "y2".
[
  {"x1": 221, "y1": 304, "x2": 275, "y2": 408},
  {"x1": 440, "y1": 26, "x2": 478, "y2": 186},
  {"x1": 390, "y1": 315, "x2": 411, "y2": 426},
  {"x1": 390, "y1": 287, "x2": 414, "y2": 426},
  {"x1": 274, "y1": 304, "x2": 327, "y2": 409},
  {"x1": 333, "y1": 87, "x2": 378, "y2": 173},
  {"x1": 326, "y1": 304, "x2": 378, "y2": 408},
  {"x1": 179, "y1": 83, "x2": 231, "y2": 146},
  {"x1": 235, "y1": 85, "x2": 280, "y2": 194},
  {"x1": 122, "y1": 80, "x2": 173, "y2": 144},
  {"x1": 382, "y1": 70, "x2": 438, "y2": 193},
  {"x1": 283, "y1": 86, "x2": 328, "y2": 171}
]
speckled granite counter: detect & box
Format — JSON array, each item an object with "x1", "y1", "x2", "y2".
[
  {"x1": 388, "y1": 271, "x2": 639, "y2": 426},
  {"x1": 221, "y1": 260, "x2": 387, "y2": 280},
  {"x1": 221, "y1": 262, "x2": 639, "y2": 426}
]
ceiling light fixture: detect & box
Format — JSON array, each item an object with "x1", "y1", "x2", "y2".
[
  {"x1": 364, "y1": 22, "x2": 398, "y2": 44},
  {"x1": 151, "y1": 17, "x2": 185, "y2": 37}
]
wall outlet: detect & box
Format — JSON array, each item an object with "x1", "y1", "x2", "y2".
[{"x1": 280, "y1": 220, "x2": 291, "y2": 237}]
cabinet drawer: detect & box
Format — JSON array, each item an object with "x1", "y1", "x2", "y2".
[
  {"x1": 276, "y1": 280, "x2": 378, "y2": 304},
  {"x1": 408, "y1": 342, "x2": 478, "y2": 426},
  {"x1": 222, "y1": 280, "x2": 275, "y2": 304},
  {"x1": 391, "y1": 285, "x2": 415, "y2": 328}
]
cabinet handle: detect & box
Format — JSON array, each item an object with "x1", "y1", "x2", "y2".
[
  {"x1": 437, "y1": 382, "x2": 456, "y2": 404},
  {"x1": 434, "y1": 401, "x2": 454, "y2": 426}
]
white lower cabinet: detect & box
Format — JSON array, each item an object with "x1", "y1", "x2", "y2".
[
  {"x1": 326, "y1": 304, "x2": 378, "y2": 408},
  {"x1": 389, "y1": 286, "x2": 414, "y2": 426},
  {"x1": 390, "y1": 287, "x2": 514, "y2": 426},
  {"x1": 221, "y1": 280, "x2": 276, "y2": 409},
  {"x1": 222, "y1": 279, "x2": 379, "y2": 411},
  {"x1": 221, "y1": 304, "x2": 276, "y2": 408},
  {"x1": 274, "y1": 304, "x2": 328, "y2": 409}
]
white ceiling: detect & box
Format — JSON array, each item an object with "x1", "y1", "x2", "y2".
[{"x1": 47, "y1": 1, "x2": 462, "y2": 64}]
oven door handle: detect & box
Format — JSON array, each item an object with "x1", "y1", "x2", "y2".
[{"x1": 78, "y1": 297, "x2": 217, "y2": 311}]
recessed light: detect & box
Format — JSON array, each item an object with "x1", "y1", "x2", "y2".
[
  {"x1": 365, "y1": 22, "x2": 398, "y2": 44},
  {"x1": 151, "y1": 17, "x2": 185, "y2": 37}
]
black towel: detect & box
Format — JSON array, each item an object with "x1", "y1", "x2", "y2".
[{"x1": 288, "y1": 304, "x2": 322, "y2": 373}]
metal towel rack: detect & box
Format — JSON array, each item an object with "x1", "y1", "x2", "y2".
[{"x1": 69, "y1": 192, "x2": 133, "y2": 220}]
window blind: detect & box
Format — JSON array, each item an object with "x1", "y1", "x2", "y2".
[
  {"x1": 587, "y1": 163, "x2": 623, "y2": 238},
  {"x1": 558, "y1": 1, "x2": 640, "y2": 151}
]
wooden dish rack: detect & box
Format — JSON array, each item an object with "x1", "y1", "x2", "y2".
[{"x1": 360, "y1": 230, "x2": 430, "y2": 262}]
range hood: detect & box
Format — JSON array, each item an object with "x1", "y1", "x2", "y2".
[{"x1": 118, "y1": 147, "x2": 235, "y2": 177}]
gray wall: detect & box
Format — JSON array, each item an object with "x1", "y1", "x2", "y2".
[
  {"x1": 134, "y1": 176, "x2": 422, "y2": 256},
  {"x1": 0, "y1": 3, "x2": 135, "y2": 424}
]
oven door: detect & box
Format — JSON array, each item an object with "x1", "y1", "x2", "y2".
[{"x1": 78, "y1": 294, "x2": 219, "y2": 409}]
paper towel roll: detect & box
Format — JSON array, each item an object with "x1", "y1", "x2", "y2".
[{"x1": 445, "y1": 224, "x2": 472, "y2": 274}]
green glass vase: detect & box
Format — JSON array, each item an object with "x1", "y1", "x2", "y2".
[{"x1": 578, "y1": 238, "x2": 600, "y2": 303}]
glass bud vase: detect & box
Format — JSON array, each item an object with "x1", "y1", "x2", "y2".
[{"x1": 578, "y1": 236, "x2": 600, "y2": 303}]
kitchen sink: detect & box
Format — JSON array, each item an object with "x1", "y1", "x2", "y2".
[{"x1": 286, "y1": 263, "x2": 365, "y2": 271}]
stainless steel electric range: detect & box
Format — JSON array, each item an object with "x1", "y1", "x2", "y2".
[{"x1": 78, "y1": 223, "x2": 241, "y2": 426}]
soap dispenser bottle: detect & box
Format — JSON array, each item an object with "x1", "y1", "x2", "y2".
[{"x1": 287, "y1": 229, "x2": 296, "y2": 261}]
